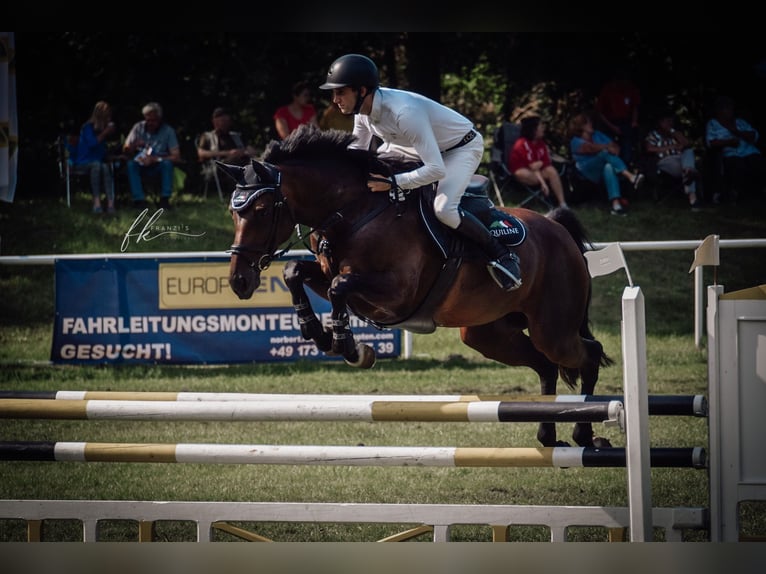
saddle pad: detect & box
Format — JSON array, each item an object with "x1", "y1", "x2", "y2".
[
  {"x1": 419, "y1": 189, "x2": 527, "y2": 258},
  {"x1": 487, "y1": 211, "x2": 526, "y2": 247}
]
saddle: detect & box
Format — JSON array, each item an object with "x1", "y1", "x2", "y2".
[
  {"x1": 368, "y1": 171, "x2": 527, "y2": 334},
  {"x1": 372, "y1": 154, "x2": 527, "y2": 256}
]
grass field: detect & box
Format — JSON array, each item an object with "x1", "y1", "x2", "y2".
[{"x1": 1, "y1": 179, "x2": 765, "y2": 542}]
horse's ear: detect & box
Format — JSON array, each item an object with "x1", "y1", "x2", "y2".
[
  {"x1": 215, "y1": 161, "x2": 247, "y2": 185},
  {"x1": 250, "y1": 159, "x2": 277, "y2": 183}
]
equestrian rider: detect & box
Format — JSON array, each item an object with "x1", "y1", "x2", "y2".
[{"x1": 318, "y1": 53, "x2": 522, "y2": 292}]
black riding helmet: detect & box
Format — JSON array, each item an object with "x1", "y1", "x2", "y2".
[{"x1": 319, "y1": 54, "x2": 379, "y2": 114}]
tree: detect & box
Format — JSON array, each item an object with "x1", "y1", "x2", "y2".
[{"x1": 11, "y1": 32, "x2": 766, "y2": 200}]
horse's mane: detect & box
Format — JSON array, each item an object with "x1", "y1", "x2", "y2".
[
  {"x1": 262, "y1": 123, "x2": 419, "y2": 179},
  {"x1": 263, "y1": 124, "x2": 369, "y2": 165}
]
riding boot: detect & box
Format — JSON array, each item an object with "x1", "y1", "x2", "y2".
[{"x1": 455, "y1": 212, "x2": 522, "y2": 291}]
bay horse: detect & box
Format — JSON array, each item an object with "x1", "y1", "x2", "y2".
[{"x1": 222, "y1": 124, "x2": 613, "y2": 448}]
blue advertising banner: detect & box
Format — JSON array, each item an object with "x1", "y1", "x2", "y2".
[{"x1": 51, "y1": 256, "x2": 401, "y2": 365}]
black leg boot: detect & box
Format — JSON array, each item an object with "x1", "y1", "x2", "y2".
[{"x1": 455, "y1": 212, "x2": 522, "y2": 291}]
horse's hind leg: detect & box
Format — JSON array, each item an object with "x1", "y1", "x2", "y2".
[
  {"x1": 283, "y1": 260, "x2": 333, "y2": 353},
  {"x1": 541, "y1": 333, "x2": 609, "y2": 447},
  {"x1": 571, "y1": 337, "x2": 612, "y2": 448},
  {"x1": 461, "y1": 318, "x2": 563, "y2": 447}
]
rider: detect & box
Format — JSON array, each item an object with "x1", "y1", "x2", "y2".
[{"x1": 318, "y1": 53, "x2": 522, "y2": 292}]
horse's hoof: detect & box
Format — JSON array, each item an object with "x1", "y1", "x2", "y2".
[
  {"x1": 345, "y1": 343, "x2": 376, "y2": 369},
  {"x1": 592, "y1": 436, "x2": 613, "y2": 448}
]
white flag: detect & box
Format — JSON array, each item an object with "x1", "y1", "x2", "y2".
[
  {"x1": 584, "y1": 243, "x2": 633, "y2": 286},
  {"x1": 688, "y1": 234, "x2": 719, "y2": 273}
]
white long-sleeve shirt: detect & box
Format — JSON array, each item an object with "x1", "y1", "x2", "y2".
[{"x1": 350, "y1": 87, "x2": 475, "y2": 190}]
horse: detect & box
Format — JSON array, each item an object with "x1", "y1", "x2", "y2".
[{"x1": 221, "y1": 124, "x2": 614, "y2": 448}]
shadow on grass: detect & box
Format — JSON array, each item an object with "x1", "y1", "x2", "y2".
[{"x1": 1, "y1": 354, "x2": 516, "y2": 380}]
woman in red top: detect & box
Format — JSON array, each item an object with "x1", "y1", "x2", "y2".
[
  {"x1": 508, "y1": 116, "x2": 568, "y2": 208},
  {"x1": 273, "y1": 81, "x2": 319, "y2": 140}
]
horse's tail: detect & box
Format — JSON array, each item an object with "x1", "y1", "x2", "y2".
[
  {"x1": 547, "y1": 208, "x2": 615, "y2": 388},
  {"x1": 546, "y1": 206, "x2": 592, "y2": 255}
]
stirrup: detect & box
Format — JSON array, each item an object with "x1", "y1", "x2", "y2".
[{"x1": 487, "y1": 253, "x2": 522, "y2": 292}]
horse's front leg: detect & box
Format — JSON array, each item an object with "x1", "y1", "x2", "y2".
[
  {"x1": 283, "y1": 260, "x2": 332, "y2": 353},
  {"x1": 327, "y1": 272, "x2": 376, "y2": 369}
]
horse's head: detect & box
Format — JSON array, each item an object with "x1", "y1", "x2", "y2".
[
  {"x1": 222, "y1": 126, "x2": 376, "y2": 300},
  {"x1": 222, "y1": 159, "x2": 294, "y2": 300}
]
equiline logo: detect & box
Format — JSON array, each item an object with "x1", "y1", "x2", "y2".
[{"x1": 489, "y1": 219, "x2": 520, "y2": 238}]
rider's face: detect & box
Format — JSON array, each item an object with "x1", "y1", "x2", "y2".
[{"x1": 331, "y1": 86, "x2": 358, "y2": 115}]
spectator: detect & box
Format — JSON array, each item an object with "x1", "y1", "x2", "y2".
[
  {"x1": 318, "y1": 101, "x2": 354, "y2": 132},
  {"x1": 273, "y1": 81, "x2": 319, "y2": 140},
  {"x1": 568, "y1": 112, "x2": 644, "y2": 216},
  {"x1": 71, "y1": 100, "x2": 117, "y2": 214},
  {"x1": 197, "y1": 107, "x2": 257, "y2": 165},
  {"x1": 508, "y1": 115, "x2": 568, "y2": 208},
  {"x1": 595, "y1": 68, "x2": 641, "y2": 167},
  {"x1": 705, "y1": 95, "x2": 766, "y2": 203},
  {"x1": 644, "y1": 109, "x2": 701, "y2": 210},
  {"x1": 123, "y1": 102, "x2": 181, "y2": 210},
  {"x1": 196, "y1": 107, "x2": 257, "y2": 199}
]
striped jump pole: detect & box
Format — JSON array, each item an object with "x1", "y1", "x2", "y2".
[
  {"x1": 0, "y1": 391, "x2": 708, "y2": 417},
  {"x1": 0, "y1": 441, "x2": 708, "y2": 469},
  {"x1": 0, "y1": 398, "x2": 624, "y2": 427}
]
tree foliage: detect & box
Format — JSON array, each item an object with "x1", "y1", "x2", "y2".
[{"x1": 13, "y1": 32, "x2": 766, "y2": 198}]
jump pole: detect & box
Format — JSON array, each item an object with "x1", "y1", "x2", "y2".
[
  {"x1": 0, "y1": 398, "x2": 624, "y2": 427},
  {"x1": 0, "y1": 441, "x2": 706, "y2": 468},
  {"x1": 0, "y1": 391, "x2": 708, "y2": 417}
]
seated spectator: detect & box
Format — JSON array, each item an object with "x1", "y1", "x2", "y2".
[
  {"x1": 644, "y1": 109, "x2": 701, "y2": 209},
  {"x1": 568, "y1": 112, "x2": 644, "y2": 216},
  {"x1": 123, "y1": 102, "x2": 181, "y2": 210},
  {"x1": 508, "y1": 115, "x2": 568, "y2": 208},
  {"x1": 196, "y1": 107, "x2": 257, "y2": 199},
  {"x1": 273, "y1": 81, "x2": 319, "y2": 140},
  {"x1": 318, "y1": 101, "x2": 354, "y2": 132},
  {"x1": 71, "y1": 100, "x2": 117, "y2": 214},
  {"x1": 705, "y1": 95, "x2": 766, "y2": 203},
  {"x1": 197, "y1": 107, "x2": 257, "y2": 164}
]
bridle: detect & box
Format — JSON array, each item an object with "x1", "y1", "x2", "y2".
[{"x1": 227, "y1": 170, "x2": 294, "y2": 272}]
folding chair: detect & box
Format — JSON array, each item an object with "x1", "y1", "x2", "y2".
[
  {"x1": 200, "y1": 158, "x2": 224, "y2": 201},
  {"x1": 194, "y1": 133, "x2": 236, "y2": 202},
  {"x1": 57, "y1": 132, "x2": 118, "y2": 208},
  {"x1": 56, "y1": 133, "x2": 75, "y2": 207},
  {"x1": 195, "y1": 152, "x2": 224, "y2": 201},
  {"x1": 56, "y1": 132, "x2": 93, "y2": 208},
  {"x1": 488, "y1": 121, "x2": 554, "y2": 210}
]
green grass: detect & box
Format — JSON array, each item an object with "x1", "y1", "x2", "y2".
[{"x1": 1, "y1": 183, "x2": 765, "y2": 542}]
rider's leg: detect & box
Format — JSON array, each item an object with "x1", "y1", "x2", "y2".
[
  {"x1": 456, "y1": 210, "x2": 522, "y2": 291},
  {"x1": 436, "y1": 134, "x2": 521, "y2": 291}
]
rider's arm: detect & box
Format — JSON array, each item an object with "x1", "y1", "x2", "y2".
[
  {"x1": 348, "y1": 116, "x2": 372, "y2": 151},
  {"x1": 390, "y1": 106, "x2": 446, "y2": 190}
]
